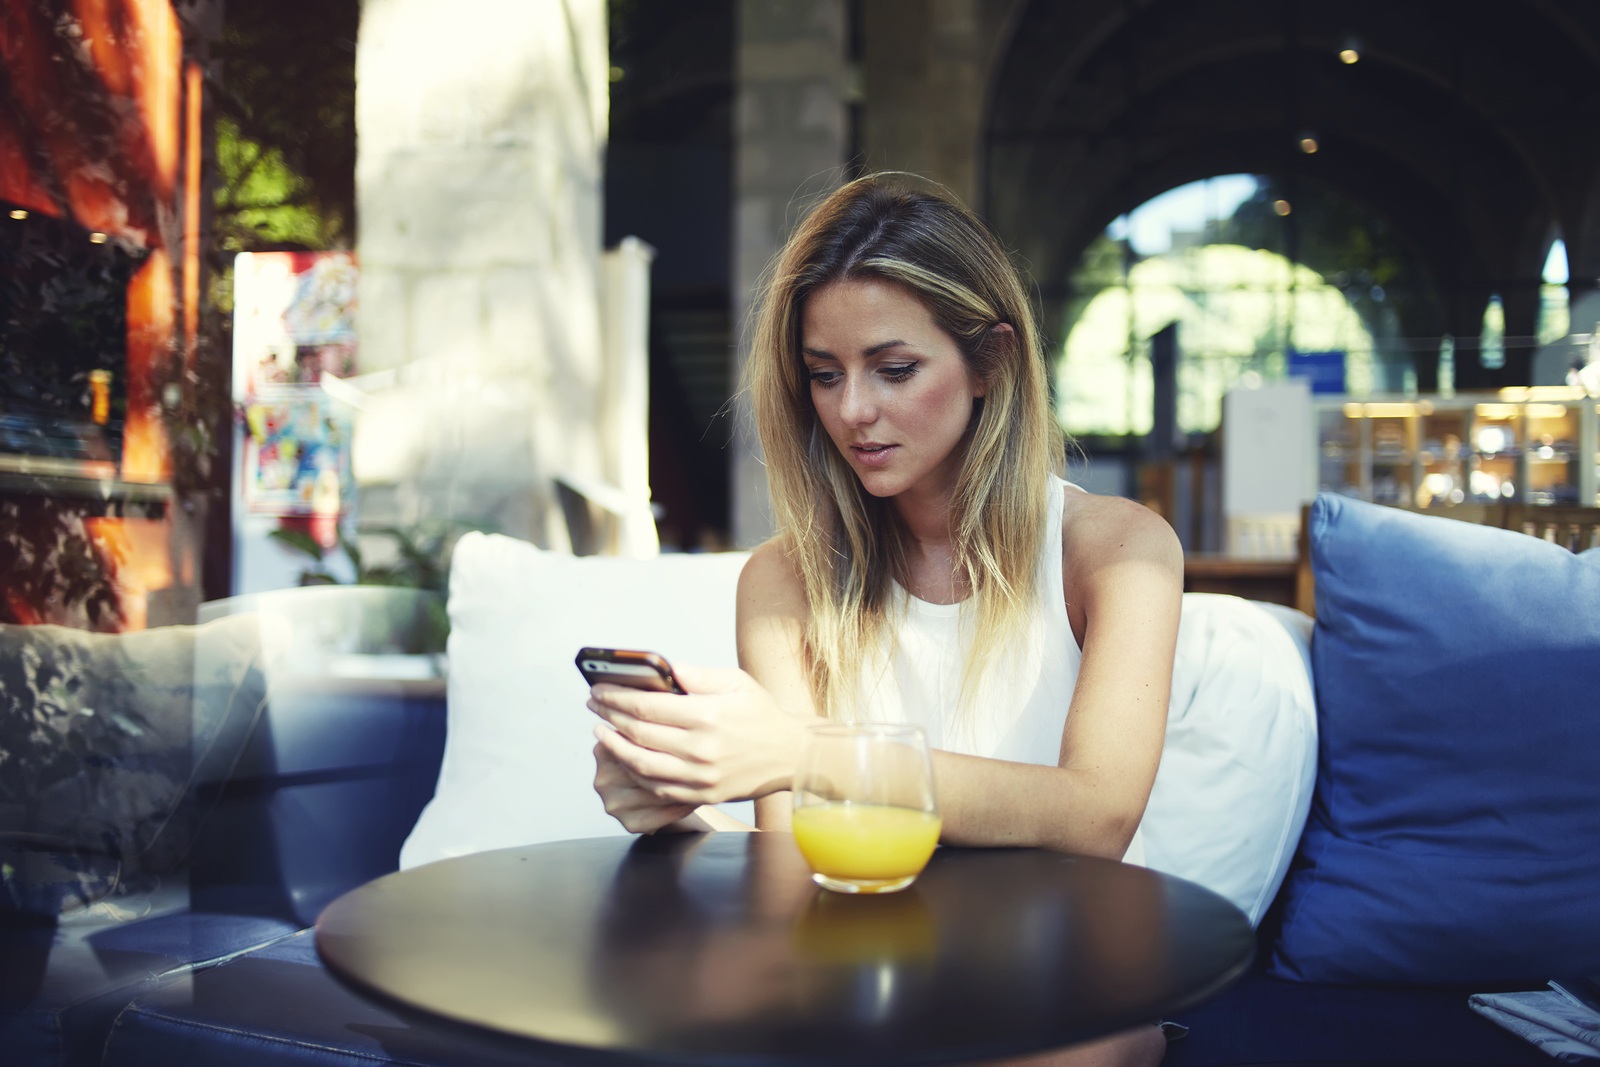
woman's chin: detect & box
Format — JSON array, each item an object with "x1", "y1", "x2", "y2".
[{"x1": 851, "y1": 471, "x2": 904, "y2": 498}]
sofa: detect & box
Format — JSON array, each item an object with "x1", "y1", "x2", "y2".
[{"x1": 3, "y1": 492, "x2": 1596, "y2": 1066}]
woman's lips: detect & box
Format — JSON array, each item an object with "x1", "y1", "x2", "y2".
[{"x1": 851, "y1": 443, "x2": 897, "y2": 467}]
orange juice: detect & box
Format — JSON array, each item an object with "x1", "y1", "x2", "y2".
[{"x1": 791, "y1": 803, "x2": 941, "y2": 886}]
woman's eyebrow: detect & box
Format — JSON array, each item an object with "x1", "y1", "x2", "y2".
[{"x1": 802, "y1": 339, "x2": 913, "y2": 360}]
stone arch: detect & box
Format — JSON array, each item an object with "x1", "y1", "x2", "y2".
[{"x1": 981, "y1": 0, "x2": 1600, "y2": 389}]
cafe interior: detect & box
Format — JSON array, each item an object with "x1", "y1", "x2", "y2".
[
  {"x1": 4, "y1": 0, "x2": 1600, "y2": 630},
  {"x1": 2, "y1": 2, "x2": 1599, "y2": 1066}
]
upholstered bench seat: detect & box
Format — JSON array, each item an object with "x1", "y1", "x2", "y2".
[
  {"x1": 101, "y1": 929, "x2": 585, "y2": 1067},
  {"x1": 2, "y1": 889, "x2": 301, "y2": 1067}
]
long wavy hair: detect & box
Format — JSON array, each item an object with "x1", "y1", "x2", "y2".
[{"x1": 746, "y1": 174, "x2": 1064, "y2": 722}]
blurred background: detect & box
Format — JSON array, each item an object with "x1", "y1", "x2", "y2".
[{"x1": 5, "y1": 0, "x2": 1600, "y2": 632}]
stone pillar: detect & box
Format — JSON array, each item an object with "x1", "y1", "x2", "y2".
[
  {"x1": 730, "y1": 0, "x2": 850, "y2": 548},
  {"x1": 355, "y1": 0, "x2": 609, "y2": 548},
  {"x1": 858, "y1": 0, "x2": 1014, "y2": 209}
]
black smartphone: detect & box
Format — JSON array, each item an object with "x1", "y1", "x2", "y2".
[{"x1": 575, "y1": 647, "x2": 686, "y2": 694}]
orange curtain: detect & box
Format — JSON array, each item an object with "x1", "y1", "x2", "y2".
[{"x1": 0, "y1": 0, "x2": 183, "y2": 481}]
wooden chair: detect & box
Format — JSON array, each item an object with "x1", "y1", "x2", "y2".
[
  {"x1": 1501, "y1": 505, "x2": 1600, "y2": 553},
  {"x1": 1294, "y1": 503, "x2": 1316, "y2": 617},
  {"x1": 1293, "y1": 501, "x2": 1600, "y2": 617}
]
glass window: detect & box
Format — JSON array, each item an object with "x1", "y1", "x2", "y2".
[{"x1": 1054, "y1": 174, "x2": 1427, "y2": 439}]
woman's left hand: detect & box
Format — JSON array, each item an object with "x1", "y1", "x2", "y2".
[
  {"x1": 588, "y1": 663, "x2": 815, "y2": 806},
  {"x1": 593, "y1": 741, "x2": 699, "y2": 834}
]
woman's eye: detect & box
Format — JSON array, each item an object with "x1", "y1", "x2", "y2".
[
  {"x1": 882, "y1": 364, "x2": 917, "y2": 382},
  {"x1": 807, "y1": 369, "x2": 840, "y2": 387}
]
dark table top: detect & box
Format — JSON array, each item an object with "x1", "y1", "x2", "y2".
[{"x1": 315, "y1": 832, "x2": 1253, "y2": 1066}]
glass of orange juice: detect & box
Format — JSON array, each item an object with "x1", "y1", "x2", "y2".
[{"x1": 791, "y1": 723, "x2": 941, "y2": 894}]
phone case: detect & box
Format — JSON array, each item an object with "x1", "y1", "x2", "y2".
[{"x1": 574, "y1": 647, "x2": 685, "y2": 694}]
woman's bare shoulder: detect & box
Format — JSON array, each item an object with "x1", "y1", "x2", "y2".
[
  {"x1": 738, "y1": 535, "x2": 808, "y2": 616},
  {"x1": 1060, "y1": 488, "x2": 1183, "y2": 574}
]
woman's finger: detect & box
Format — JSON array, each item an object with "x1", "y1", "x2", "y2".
[
  {"x1": 596, "y1": 724, "x2": 709, "y2": 787},
  {"x1": 591, "y1": 702, "x2": 703, "y2": 758},
  {"x1": 595, "y1": 724, "x2": 720, "y2": 795},
  {"x1": 588, "y1": 683, "x2": 704, "y2": 729},
  {"x1": 666, "y1": 662, "x2": 744, "y2": 694}
]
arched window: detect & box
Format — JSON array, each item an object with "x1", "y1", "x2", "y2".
[{"x1": 1055, "y1": 176, "x2": 1383, "y2": 438}]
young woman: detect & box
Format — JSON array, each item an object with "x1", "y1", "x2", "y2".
[{"x1": 588, "y1": 174, "x2": 1188, "y2": 1066}]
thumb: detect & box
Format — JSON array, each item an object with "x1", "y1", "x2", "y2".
[{"x1": 671, "y1": 661, "x2": 744, "y2": 695}]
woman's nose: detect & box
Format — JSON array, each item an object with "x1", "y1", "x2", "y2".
[{"x1": 839, "y1": 378, "x2": 876, "y2": 425}]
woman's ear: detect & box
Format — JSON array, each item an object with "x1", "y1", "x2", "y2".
[
  {"x1": 990, "y1": 322, "x2": 1016, "y2": 349},
  {"x1": 973, "y1": 322, "x2": 1016, "y2": 399}
]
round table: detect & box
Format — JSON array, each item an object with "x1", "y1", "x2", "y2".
[{"x1": 315, "y1": 832, "x2": 1253, "y2": 1065}]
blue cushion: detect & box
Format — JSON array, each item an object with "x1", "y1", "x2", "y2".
[{"x1": 1269, "y1": 494, "x2": 1600, "y2": 985}]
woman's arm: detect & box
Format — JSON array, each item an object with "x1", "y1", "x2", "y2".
[{"x1": 931, "y1": 494, "x2": 1182, "y2": 858}]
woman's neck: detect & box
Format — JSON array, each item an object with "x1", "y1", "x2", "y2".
[
  {"x1": 890, "y1": 479, "x2": 956, "y2": 545},
  {"x1": 892, "y1": 489, "x2": 968, "y2": 604}
]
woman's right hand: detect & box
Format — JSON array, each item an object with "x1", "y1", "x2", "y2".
[
  {"x1": 589, "y1": 663, "x2": 815, "y2": 808},
  {"x1": 593, "y1": 739, "x2": 698, "y2": 834}
]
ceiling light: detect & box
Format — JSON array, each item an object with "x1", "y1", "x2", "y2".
[
  {"x1": 1339, "y1": 48, "x2": 1359, "y2": 64},
  {"x1": 9, "y1": 208, "x2": 27, "y2": 220},
  {"x1": 1299, "y1": 135, "x2": 1320, "y2": 154},
  {"x1": 88, "y1": 231, "x2": 108, "y2": 243},
  {"x1": 1273, "y1": 200, "x2": 1292, "y2": 217}
]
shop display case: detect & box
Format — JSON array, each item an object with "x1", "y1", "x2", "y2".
[{"x1": 1311, "y1": 389, "x2": 1599, "y2": 509}]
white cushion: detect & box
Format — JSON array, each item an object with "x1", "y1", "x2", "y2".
[
  {"x1": 1137, "y1": 593, "x2": 1318, "y2": 926},
  {"x1": 399, "y1": 534, "x2": 752, "y2": 869}
]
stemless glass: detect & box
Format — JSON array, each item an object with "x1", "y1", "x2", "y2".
[{"x1": 791, "y1": 723, "x2": 941, "y2": 894}]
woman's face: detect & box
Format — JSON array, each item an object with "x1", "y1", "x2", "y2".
[{"x1": 800, "y1": 278, "x2": 985, "y2": 503}]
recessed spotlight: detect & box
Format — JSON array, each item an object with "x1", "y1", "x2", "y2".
[
  {"x1": 88, "y1": 232, "x2": 108, "y2": 244},
  {"x1": 1299, "y1": 136, "x2": 1320, "y2": 154},
  {"x1": 1339, "y1": 48, "x2": 1359, "y2": 64},
  {"x1": 8, "y1": 208, "x2": 27, "y2": 220},
  {"x1": 1273, "y1": 200, "x2": 1292, "y2": 217}
]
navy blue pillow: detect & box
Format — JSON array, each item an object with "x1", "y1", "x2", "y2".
[{"x1": 1269, "y1": 494, "x2": 1600, "y2": 985}]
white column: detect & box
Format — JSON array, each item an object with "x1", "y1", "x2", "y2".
[
  {"x1": 599, "y1": 236, "x2": 659, "y2": 557},
  {"x1": 355, "y1": 0, "x2": 609, "y2": 549}
]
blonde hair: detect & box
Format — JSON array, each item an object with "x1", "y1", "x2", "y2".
[{"x1": 746, "y1": 174, "x2": 1064, "y2": 722}]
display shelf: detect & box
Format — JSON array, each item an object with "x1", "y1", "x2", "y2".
[{"x1": 1312, "y1": 388, "x2": 1599, "y2": 508}]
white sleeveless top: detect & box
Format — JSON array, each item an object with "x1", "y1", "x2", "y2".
[{"x1": 856, "y1": 477, "x2": 1148, "y2": 864}]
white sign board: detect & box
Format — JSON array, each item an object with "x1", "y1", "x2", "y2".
[{"x1": 1222, "y1": 380, "x2": 1315, "y2": 557}]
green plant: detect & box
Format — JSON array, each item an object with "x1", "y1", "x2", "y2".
[
  {"x1": 268, "y1": 522, "x2": 459, "y2": 592},
  {"x1": 267, "y1": 520, "x2": 479, "y2": 652}
]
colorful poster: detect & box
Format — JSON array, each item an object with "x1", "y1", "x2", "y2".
[
  {"x1": 242, "y1": 387, "x2": 352, "y2": 516},
  {"x1": 232, "y1": 251, "x2": 358, "y2": 516}
]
